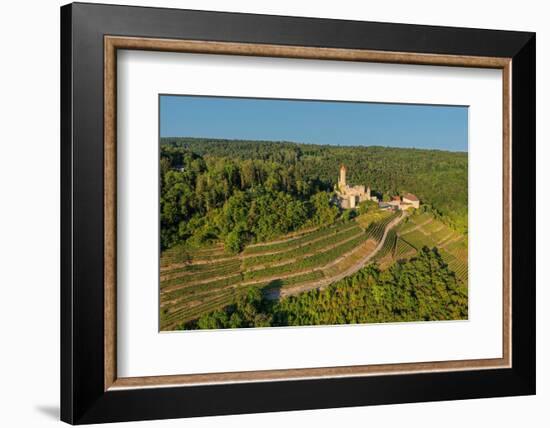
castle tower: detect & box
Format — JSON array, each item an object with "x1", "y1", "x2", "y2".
[
  {"x1": 338, "y1": 164, "x2": 347, "y2": 191},
  {"x1": 366, "y1": 186, "x2": 371, "y2": 200}
]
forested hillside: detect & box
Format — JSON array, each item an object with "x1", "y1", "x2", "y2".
[
  {"x1": 185, "y1": 247, "x2": 468, "y2": 330},
  {"x1": 160, "y1": 137, "x2": 468, "y2": 251}
]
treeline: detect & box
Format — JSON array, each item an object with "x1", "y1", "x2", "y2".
[
  {"x1": 162, "y1": 137, "x2": 468, "y2": 238},
  {"x1": 184, "y1": 247, "x2": 468, "y2": 329},
  {"x1": 160, "y1": 143, "x2": 338, "y2": 251}
]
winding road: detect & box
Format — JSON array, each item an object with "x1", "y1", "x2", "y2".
[
  {"x1": 269, "y1": 210, "x2": 408, "y2": 298},
  {"x1": 162, "y1": 211, "x2": 409, "y2": 327}
]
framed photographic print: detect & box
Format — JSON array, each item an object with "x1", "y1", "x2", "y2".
[{"x1": 60, "y1": 2, "x2": 536, "y2": 424}]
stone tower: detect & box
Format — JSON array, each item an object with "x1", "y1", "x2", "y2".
[{"x1": 338, "y1": 164, "x2": 347, "y2": 191}]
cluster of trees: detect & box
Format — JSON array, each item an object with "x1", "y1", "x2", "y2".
[
  {"x1": 161, "y1": 137, "x2": 469, "y2": 251},
  {"x1": 160, "y1": 141, "x2": 340, "y2": 251},
  {"x1": 193, "y1": 287, "x2": 271, "y2": 330},
  {"x1": 184, "y1": 247, "x2": 468, "y2": 329}
]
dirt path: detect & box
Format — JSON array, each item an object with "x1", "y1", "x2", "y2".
[
  {"x1": 162, "y1": 213, "x2": 406, "y2": 311},
  {"x1": 245, "y1": 226, "x2": 320, "y2": 248},
  {"x1": 440, "y1": 234, "x2": 462, "y2": 248},
  {"x1": 161, "y1": 229, "x2": 363, "y2": 291},
  {"x1": 270, "y1": 211, "x2": 407, "y2": 298},
  {"x1": 242, "y1": 224, "x2": 357, "y2": 257},
  {"x1": 163, "y1": 229, "x2": 385, "y2": 307},
  {"x1": 244, "y1": 230, "x2": 364, "y2": 272},
  {"x1": 436, "y1": 231, "x2": 456, "y2": 246},
  {"x1": 398, "y1": 217, "x2": 432, "y2": 237},
  {"x1": 162, "y1": 232, "x2": 370, "y2": 304},
  {"x1": 161, "y1": 224, "x2": 358, "y2": 273}
]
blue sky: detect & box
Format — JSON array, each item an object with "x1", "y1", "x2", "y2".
[{"x1": 160, "y1": 95, "x2": 468, "y2": 152}]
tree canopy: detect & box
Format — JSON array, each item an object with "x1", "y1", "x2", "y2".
[
  {"x1": 183, "y1": 247, "x2": 468, "y2": 329},
  {"x1": 160, "y1": 137, "x2": 468, "y2": 251}
]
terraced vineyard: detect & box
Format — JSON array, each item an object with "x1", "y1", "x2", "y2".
[
  {"x1": 391, "y1": 213, "x2": 468, "y2": 283},
  {"x1": 160, "y1": 210, "x2": 402, "y2": 330},
  {"x1": 373, "y1": 229, "x2": 397, "y2": 262},
  {"x1": 365, "y1": 213, "x2": 400, "y2": 242},
  {"x1": 394, "y1": 237, "x2": 417, "y2": 259}
]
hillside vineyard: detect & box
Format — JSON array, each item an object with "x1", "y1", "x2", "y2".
[{"x1": 160, "y1": 138, "x2": 468, "y2": 330}]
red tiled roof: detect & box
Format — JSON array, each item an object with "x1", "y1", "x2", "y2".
[{"x1": 403, "y1": 193, "x2": 419, "y2": 201}]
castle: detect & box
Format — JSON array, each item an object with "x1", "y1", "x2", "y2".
[
  {"x1": 335, "y1": 164, "x2": 420, "y2": 210},
  {"x1": 335, "y1": 164, "x2": 378, "y2": 209}
]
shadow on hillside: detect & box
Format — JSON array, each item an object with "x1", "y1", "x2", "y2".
[{"x1": 263, "y1": 279, "x2": 284, "y2": 300}]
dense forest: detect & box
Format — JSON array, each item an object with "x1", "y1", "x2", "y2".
[
  {"x1": 160, "y1": 137, "x2": 468, "y2": 252},
  {"x1": 183, "y1": 247, "x2": 468, "y2": 329}
]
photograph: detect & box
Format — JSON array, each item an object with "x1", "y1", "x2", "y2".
[{"x1": 159, "y1": 95, "x2": 469, "y2": 331}]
